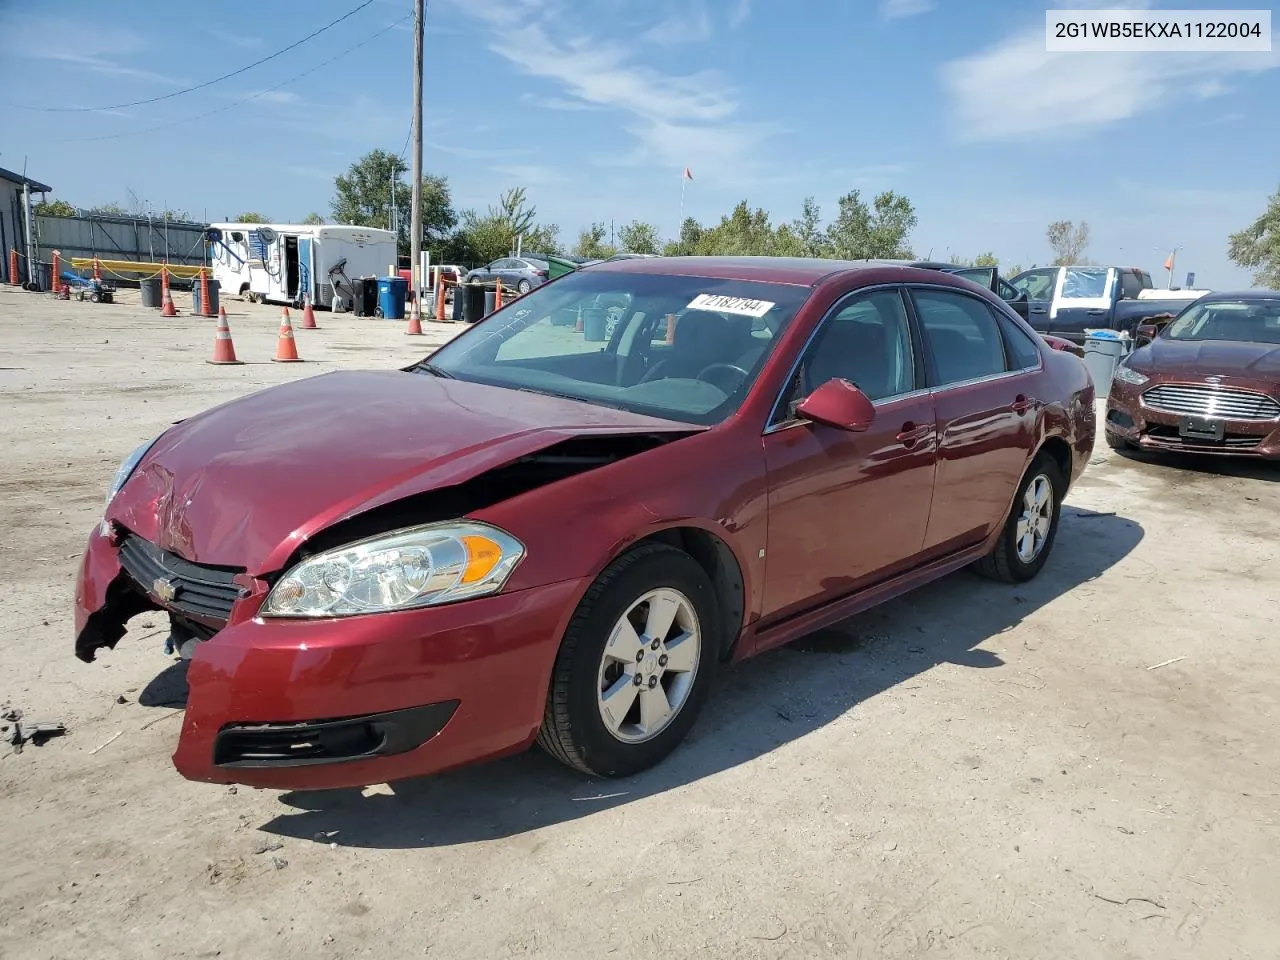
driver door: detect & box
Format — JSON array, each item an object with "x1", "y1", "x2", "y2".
[{"x1": 758, "y1": 287, "x2": 938, "y2": 632}]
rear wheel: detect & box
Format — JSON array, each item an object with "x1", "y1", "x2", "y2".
[
  {"x1": 975, "y1": 453, "x2": 1065, "y2": 584},
  {"x1": 517, "y1": 279, "x2": 532, "y2": 294},
  {"x1": 536, "y1": 543, "x2": 719, "y2": 777}
]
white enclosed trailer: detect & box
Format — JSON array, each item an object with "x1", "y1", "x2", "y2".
[{"x1": 208, "y1": 222, "x2": 396, "y2": 310}]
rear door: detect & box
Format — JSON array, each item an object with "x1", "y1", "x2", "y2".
[
  {"x1": 760, "y1": 286, "x2": 937, "y2": 627},
  {"x1": 906, "y1": 285, "x2": 1041, "y2": 557}
]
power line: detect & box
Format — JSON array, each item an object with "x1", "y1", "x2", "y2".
[
  {"x1": 7, "y1": 0, "x2": 377, "y2": 113},
  {"x1": 53, "y1": 15, "x2": 412, "y2": 143}
]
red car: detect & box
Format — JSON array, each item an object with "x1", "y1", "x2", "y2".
[
  {"x1": 1105, "y1": 290, "x2": 1280, "y2": 458},
  {"x1": 75, "y1": 257, "x2": 1095, "y2": 789}
]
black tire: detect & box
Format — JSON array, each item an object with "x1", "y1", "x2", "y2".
[
  {"x1": 536, "y1": 543, "x2": 720, "y2": 777},
  {"x1": 974, "y1": 452, "x2": 1066, "y2": 584},
  {"x1": 517, "y1": 279, "x2": 532, "y2": 294},
  {"x1": 1105, "y1": 428, "x2": 1134, "y2": 452}
]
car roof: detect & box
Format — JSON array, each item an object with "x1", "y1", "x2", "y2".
[
  {"x1": 583, "y1": 255, "x2": 980, "y2": 287},
  {"x1": 1196, "y1": 290, "x2": 1280, "y2": 301}
]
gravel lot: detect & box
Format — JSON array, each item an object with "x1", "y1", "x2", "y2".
[{"x1": 1, "y1": 283, "x2": 1277, "y2": 960}]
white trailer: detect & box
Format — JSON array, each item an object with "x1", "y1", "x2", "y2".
[{"x1": 208, "y1": 222, "x2": 397, "y2": 310}]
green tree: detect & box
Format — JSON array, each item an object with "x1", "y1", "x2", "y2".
[
  {"x1": 824, "y1": 190, "x2": 917, "y2": 260},
  {"x1": 234, "y1": 211, "x2": 269, "y2": 223},
  {"x1": 1227, "y1": 185, "x2": 1280, "y2": 289},
  {"x1": 790, "y1": 197, "x2": 827, "y2": 258},
  {"x1": 573, "y1": 222, "x2": 616, "y2": 260},
  {"x1": 617, "y1": 220, "x2": 660, "y2": 255},
  {"x1": 974, "y1": 251, "x2": 999, "y2": 267},
  {"x1": 1046, "y1": 220, "x2": 1089, "y2": 265},
  {"x1": 331, "y1": 149, "x2": 457, "y2": 255},
  {"x1": 34, "y1": 199, "x2": 76, "y2": 217},
  {"x1": 302, "y1": 212, "x2": 326, "y2": 225},
  {"x1": 453, "y1": 187, "x2": 558, "y2": 263},
  {"x1": 663, "y1": 217, "x2": 704, "y2": 256}
]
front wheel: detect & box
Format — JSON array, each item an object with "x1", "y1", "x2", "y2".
[
  {"x1": 517, "y1": 279, "x2": 532, "y2": 294},
  {"x1": 974, "y1": 453, "x2": 1065, "y2": 584},
  {"x1": 536, "y1": 543, "x2": 720, "y2": 777},
  {"x1": 1105, "y1": 428, "x2": 1134, "y2": 453}
]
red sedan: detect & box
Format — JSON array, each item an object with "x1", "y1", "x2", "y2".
[
  {"x1": 1105, "y1": 291, "x2": 1280, "y2": 458},
  {"x1": 74, "y1": 258, "x2": 1095, "y2": 789}
]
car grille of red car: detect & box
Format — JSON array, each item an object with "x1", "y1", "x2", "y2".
[
  {"x1": 1141, "y1": 383, "x2": 1280, "y2": 422},
  {"x1": 117, "y1": 533, "x2": 244, "y2": 624},
  {"x1": 1143, "y1": 424, "x2": 1264, "y2": 450}
]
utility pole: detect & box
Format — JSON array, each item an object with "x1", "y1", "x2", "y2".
[{"x1": 409, "y1": 0, "x2": 424, "y2": 297}]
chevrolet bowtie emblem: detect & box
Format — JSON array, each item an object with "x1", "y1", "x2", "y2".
[{"x1": 153, "y1": 578, "x2": 178, "y2": 602}]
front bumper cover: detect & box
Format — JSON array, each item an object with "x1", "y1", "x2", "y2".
[{"x1": 74, "y1": 526, "x2": 586, "y2": 789}]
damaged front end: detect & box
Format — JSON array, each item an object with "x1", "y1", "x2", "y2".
[
  {"x1": 74, "y1": 521, "x2": 252, "y2": 664},
  {"x1": 75, "y1": 428, "x2": 698, "y2": 666}
]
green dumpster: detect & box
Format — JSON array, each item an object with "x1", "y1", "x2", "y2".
[{"x1": 546, "y1": 254, "x2": 578, "y2": 281}]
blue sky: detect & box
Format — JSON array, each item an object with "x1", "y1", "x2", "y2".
[{"x1": 1, "y1": 0, "x2": 1276, "y2": 286}]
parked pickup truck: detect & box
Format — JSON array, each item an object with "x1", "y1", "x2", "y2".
[{"x1": 1005, "y1": 265, "x2": 1204, "y2": 344}]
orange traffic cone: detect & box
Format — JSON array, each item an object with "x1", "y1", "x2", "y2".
[
  {"x1": 300, "y1": 296, "x2": 318, "y2": 329},
  {"x1": 272, "y1": 314, "x2": 304, "y2": 363},
  {"x1": 207, "y1": 307, "x2": 244, "y2": 365},
  {"x1": 281, "y1": 305, "x2": 291, "y2": 325},
  {"x1": 405, "y1": 290, "x2": 424, "y2": 336},
  {"x1": 160, "y1": 267, "x2": 177, "y2": 317}
]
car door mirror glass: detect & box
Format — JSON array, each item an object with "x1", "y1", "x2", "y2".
[
  {"x1": 1135, "y1": 322, "x2": 1159, "y2": 343},
  {"x1": 796, "y1": 378, "x2": 876, "y2": 432}
]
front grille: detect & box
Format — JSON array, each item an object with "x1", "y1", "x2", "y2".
[
  {"x1": 117, "y1": 533, "x2": 245, "y2": 623},
  {"x1": 1142, "y1": 383, "x2": 1280, "y2": 421},
  {"x1": 1144, "y1": 424, "x2": 1264, "y2": 449}
]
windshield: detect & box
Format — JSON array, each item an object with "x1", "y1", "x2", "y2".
[
  {"x1": 1162, "y1": 299, "x2": 1280, "y2": 344},
  {"x1": 422, "y1": 270, "x2": 813, "y2": 425},
  {"x1": 1059, "y1": 268, "x2": 1110, "y2": 299},
  {"x1": 1010, "y1": 269, "x2": 1057, "y2": 300}
]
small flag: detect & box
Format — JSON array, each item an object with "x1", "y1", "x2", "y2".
[
  {"x1": 1163, "y1": 252, "x2": 1175, "y2": 271},
  {"x1": 683, "y1": 166, "x2": 694, "y2": 181}
]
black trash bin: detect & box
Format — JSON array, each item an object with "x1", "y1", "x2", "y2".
[
  {"x1": 351, "y1": 277, "x2": 378, "y2": 317},
  {"x1": 462, "y1": 283, "x2": 486, "y2": 323},
  {"x1": 140, "y1": 277, "x2": 163, "y2": 308}
]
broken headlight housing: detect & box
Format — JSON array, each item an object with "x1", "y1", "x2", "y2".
[
  {"x1": 1113, "y1": 364, "x2": 1149, "y2": 387},
  {"x1": 260, "y1": 521, "x2": 526, "y2": 618},
  {"x1": 105, "y1": 436, "x2": 160, "y2": 510}
]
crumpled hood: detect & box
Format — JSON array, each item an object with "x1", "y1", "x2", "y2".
[
  {"x1": 1136, "y1": 338, "x2": 1280, "y2": 378},
  {"x1": 108, "y1": 370, "x2": 699, "y2": 573}
]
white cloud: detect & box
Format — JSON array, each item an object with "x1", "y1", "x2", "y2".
[
  {"x1": 881, "y1": 0, "x2": 936, "y2": 20},
  {"x1": 442, "y1": 0, "x2": 778, "y2": 176},
  {"x1": 519, "y1": 93, "x2": 604, "y2": 112},
  {"x1": 490, "y1": 164, "x2": 572, "y2": 185},
  {"x1": 729, "y1": 0, "x2": 751, "y2": 28},
  {"x1": 643, "y1": 7, "x2": 712, "y2": 45},
  {"x1": 26, "y1": 51, "x2": 179, "y2": 86},
  {"x1": 941, "y1": 22, "x2": 1279, "y2": 141}
]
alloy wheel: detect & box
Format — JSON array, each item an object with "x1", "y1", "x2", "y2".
[
  {"x1": 596, "y1": 588, "x2": 701, "y2": 743},
  {"x1": 1015, "y1": 473, "x2": 1054, "y2": 564}
]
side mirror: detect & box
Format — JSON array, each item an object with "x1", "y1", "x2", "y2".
[
  {"x1": 795, "y1": 378, "x2": 876, "y2": 432},
  {"x1": 1135, "y1": 323, "x2": 1159, "y2": 343}
]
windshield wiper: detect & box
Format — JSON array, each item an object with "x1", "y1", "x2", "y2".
[{"x1": 412, "y1": 361, "x2": 455, "y2": 379}]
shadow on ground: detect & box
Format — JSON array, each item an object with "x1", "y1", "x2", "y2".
[
  {"x1": 231, "y1": 506, "x2": 1143, "y2": 850},
  {"x1": 1112, "y1": 445, "x2": 1280, "y2": 483}
]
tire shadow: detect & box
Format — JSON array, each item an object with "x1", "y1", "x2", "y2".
[{"x1": 256, "y1": 506, "x2": 1143, "y2": 850}]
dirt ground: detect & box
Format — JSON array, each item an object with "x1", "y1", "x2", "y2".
[{"x1": 1, "y1": 283, "x2": 1277, "y2": 960}]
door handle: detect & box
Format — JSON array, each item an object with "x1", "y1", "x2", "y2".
[
  {"x1": 896, "y1": 422, "x2": 932, "y2": 446},
  {"x1": 1087, "y1": 309, "x2": 1106, "y2": 315},
  {"x1": 1011, "y1": 394, "x2": 1037, "y2": 414}
]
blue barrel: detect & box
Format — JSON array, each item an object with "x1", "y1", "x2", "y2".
[{"x1": 376, "y1": 277, "x2": 408, "y2": 319}]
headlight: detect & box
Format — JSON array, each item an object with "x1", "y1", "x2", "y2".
[
  {"x1": 261, "y1": 521, "x2": 525, "y2": 618},
  {"x1": 106, "y1": 437, "x2": 160, "y2": 508},
  {"x1": 1113, "y1": 365, "x2": 1148, "y2": 386}
]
